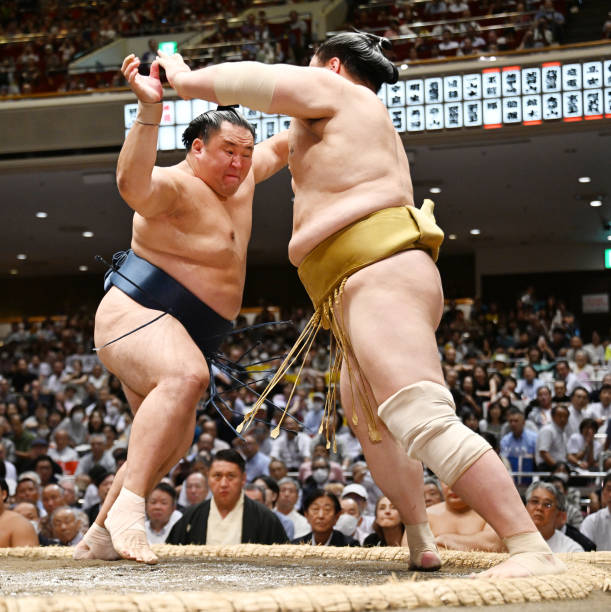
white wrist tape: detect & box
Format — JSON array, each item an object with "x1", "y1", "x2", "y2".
[
  {"x1": 377, "y1": 381, "x2": 491, "y2": 486},
  {"x1": 136, "y1": 100, "x2": 162, "y2": 124},
  {"x1": 214, "y1": 62, "x2": 276, "y2": 112}
]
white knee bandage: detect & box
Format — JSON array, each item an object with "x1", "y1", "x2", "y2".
[
  {"x1": 377, "y1": 381, "x2": 491, "y2": 486},
  {"x1": 214, "y1": 62, "x2": 276, "y2": 112}
]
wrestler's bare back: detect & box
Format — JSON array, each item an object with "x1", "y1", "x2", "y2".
[
  {"x1": 288, "y1": 80, "x2": 415, "y2": 266},
  {"x1": 130, "y1": 160, "x2": 254, "y2": 320}
]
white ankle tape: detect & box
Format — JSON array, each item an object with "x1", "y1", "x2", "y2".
[
  {"x1": 378, "y1": 381, "x2": 491, "y2": 486},
  {"x1": 404, "y1": 522, "x2": 437, "y2": 553},
  {"x1": 504, "y1": 531, "x2": 551, "y2": 555},
  {"x1": 105, "y1": 487, "x2": 146, "y2": 534},
  {"x1": 89, "y1": 523, "x2": 109, "y2": 537}
]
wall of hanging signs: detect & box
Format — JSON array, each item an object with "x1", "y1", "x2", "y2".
[{"x1": 124, "y1": 59, "x2": 611, "y2": 150}]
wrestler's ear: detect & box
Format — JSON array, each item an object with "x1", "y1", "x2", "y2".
[
  {"x1": 191, "y1": 138, "x2": 204, "y2": 154},
  {"x1": 327, "y1": 57, "x2": 341, "y2": 74}
]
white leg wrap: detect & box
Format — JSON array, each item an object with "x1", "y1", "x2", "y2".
[
  {"x1": 214, "y1": 62, "x2": 276, "y2": 113},
  {"x1": 378, "y1": 381, "x2": 491, "y2": 486}
]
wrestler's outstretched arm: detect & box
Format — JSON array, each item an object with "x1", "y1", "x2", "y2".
[
  {"x1": 253, "y1": 130, "x2": 289, "y2": 184},
  {"x1": 117, "y1": 54, "x2": 179, "y2": 218},
  {"x1": 157, "y1": 52, "x2": 343, "y2": 120}
]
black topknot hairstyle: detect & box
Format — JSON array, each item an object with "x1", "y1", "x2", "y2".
[
  {"x1": 182, "y1": 107, "x2": 255, "y2": 151},
  {"x1": 314, "y1": 31, "x2": 399, "y2": 93}
]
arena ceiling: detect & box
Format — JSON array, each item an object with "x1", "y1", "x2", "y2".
[{"x1": 0, "y1": 121, "x2": 609, "y2": 278}]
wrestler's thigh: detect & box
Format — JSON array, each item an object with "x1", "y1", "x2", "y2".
[
  {"x1": 340, "y1": 249, "x2": 445, "y2": 404},
  {"x1": 94, "y1": 287, "x2": 209, "y2": 398}
]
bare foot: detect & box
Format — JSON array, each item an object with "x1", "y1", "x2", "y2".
[
  {"x1": 472, "y1": 553, "x2": 566, "y2": 579},
  {"x1": 410, "y1": 549, "x2": 442, "y2": 571},
  {"x1": 105, "y1": 487, "x2": 158, "y2": 565},
  {"x1": 74, "y1": 523, "x2": 120, "y2": 561},
  {"x1": 404, "y1": 522, "x2": 442, "y2": 571}
]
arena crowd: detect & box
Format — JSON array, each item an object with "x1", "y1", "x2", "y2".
[
  {"x1": 0, "y1": 0, "x2": 606, "y2": 96},
  {"x1": 0, "y1": 287, "x2": 610, "y2": 552}
]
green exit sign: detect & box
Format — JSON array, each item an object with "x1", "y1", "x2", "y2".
[
  {"x1": 158, "y1": 41, "x2": 177, "y2": 54},
  {"x1": 606, "y1": 249, "x2": 611, "y2": 269}
]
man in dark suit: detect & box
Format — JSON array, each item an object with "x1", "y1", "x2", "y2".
[{"x1": 167, "y1": 449, "x2": 287, "y2": 545}]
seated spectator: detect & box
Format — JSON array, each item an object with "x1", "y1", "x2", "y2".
[
  {"x1": 48, "y1": 429, "x2": 79, "y2": 474},
  {"x1": 555, "y1": 360, "x2": 579, "y2": 395},
  {"x1": 75, "y1": 433, "x2": 116, "y2": 475},
  {"x1": 241, "y1": 433, "x2": 270, "y2": 482},
  {"x1": 583, "y1": 331, "x2": 605, "y2": 365},
  {"x1": 479, "y1": 401, "x2": 505, "y2": 442},
  {"x1": 270, "y1": 417, "x2": 310, "y2": 470},
  {"x1": 86, "y1": 471, "x2": 114, "y2": 525},
  {"x1": 548, "y1": 475, "x2": 589, "y2": 539},
  {"x1": 39, "y1": 483, "x2": 66, "y2": 539},
  {"x1": 167, "y1": 449, "x2": 287, "y2": 545},
  {"x1": 87, "y1": 364, "x2": 109, "y2": 391},
  {"x1": 524, "y1": 482, "x2": 583, "y2": 552},
  {"x1": 12, "y1": 501, "x2": 52, "y2": 545},
  {"x1": 426, "y1": 0, "x2": 449, "y2": 18},
  {"x1": 535, "y1": 0, "x2": 565, "y2": 41},
  {"x1": 501, "y1": 407, "x2": 538, "y2": 482},
  {"x1": 15, "y1": 474, "x2": 44, "y2": 516},
  {"x1": 57, "y1": 404, "x2": 88, "y2": 446},
  {"x1": 516, "y1": 366, "x2": 545, "y2": 403},
  {"x1": 9, "y1": 413, "x2": 35, "y2": 472},
  {"x1": 303, "y1": 392, "x2": 325, "y2": 434},
  {"x1": 179, "y1": 471, "x2": 209, "y2": 510},
  {"x1": 423, "y1": 476, "x2": 444, "y2": 507},
  {"x1": 0, "y1": 479, "x2": 38, "y2": 547},
  {"x1": 571, "y1": 351, "x2": 595, "y2": 393},
  {"x1": 567, "y1": 418, "x2": 601, "y2": 472},
  {"x1": 252, "y1": 475, "x2": 295, "y2": 539},
  {"x1": 552, "y1": 380, "x2": 570, "y2": 404},
  {"x1": 145, "y1": 482, "x2": 182, "y2": 544},
  {"x1": 350, "y1": 461, "x2": 382, "y2": 515},
  {"x1": 269, "y1": 458, "x2": 289, "y2": 482},
  {"x1": 33, "y1": 453, "x2": 61, "y2": 487},
  {"x1": 275, "y1": 477, "x2": 310, "y2": 539},
  {"x1": 292, "y1": 489, "x2": 358, "y2": 546},
  {"x1": 588, "y1": 384, "x2": 611, "y2": 428},
  {"x1": 299, "y1": 448, "x2": 345, "y2": 486},
  {"x1": 566, "y1": 387, "x2": 591, "y2": 438},
  {"x1": 51, "y1": 506, "x2": 84, "y2": 546},
  {"x1": 473, "y1": 365, "x2": 497, "y2": 407},
  {"x1": 341, "y1": 483, "x2": 374, "y2": 544},
  {"x1": 426, "y1": 482, "x2": 504, "y2": 552},
  {"x1": 457, "y1": 37, "x2": 481, "y2": 57},
  {"x1": 448, "y1": 0, "x2": 469, "y2": 14},
  {"x1": 579, "y1": 472, "x2": 611, "y2": 551},
  {"x1": 438, "y1": 29, "x2": 460, "y2": 53},
  {"x1": 363, "y1": 496, "x2": 405, "y2": 547},
  {"x1": 458, "y1": 377, "x2": 481, "y2": 417},
  {"x1": 535, "y1": 404, "x2": 569, "y2": 468},
  {"x1": 528, "y1": 386, "x2": 553, "y2": 429},
  {"x1": 57, "y1": 476, "x2": 79, "y2": 508},
  {"x1": 200, "y1": 419, "x2": 231, "y2": 453}
]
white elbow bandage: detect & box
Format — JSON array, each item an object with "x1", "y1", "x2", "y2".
[
  {"x1": 214, "y1": 62, "x2": 276, "y2": 112},
  {"x1": 378, "y1": 381, "x2": 491, "y2": 486}
]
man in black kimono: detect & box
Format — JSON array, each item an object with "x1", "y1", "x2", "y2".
[{"x1": 167, "y1": 449, "x2": 287, "y2": 545}]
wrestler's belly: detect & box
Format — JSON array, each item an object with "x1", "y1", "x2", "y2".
[
  {"x1": 288, "y1": 187, "x2": 413, "y2": 266},
  {"x1": 132, "y1": 245, "x2": 246, "y2": 320}
]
